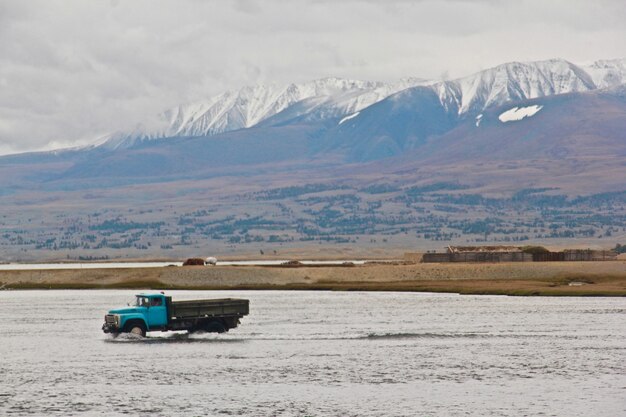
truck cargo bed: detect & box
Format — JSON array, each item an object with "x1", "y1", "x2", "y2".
[{"x1": 168, "y1": 298, "x2": 249, "y2": 319}]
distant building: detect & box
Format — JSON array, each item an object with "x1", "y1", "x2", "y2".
[
  {"x1": 422, "y1": 245, "x2": 617, "y2": 263},
  {"x1": 423, "y1": 246, "x2": 530, "y2": 263},
  {"x1": 532, "y1": 249, "x2": 617, "y2": 262},
  {"x1": 447, "y1": 245, "x2": 522, "y2": 254}
]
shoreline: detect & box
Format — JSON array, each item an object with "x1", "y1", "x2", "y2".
[{"x1": 1, "y1": 261, "x2": 625, "y2": 296}]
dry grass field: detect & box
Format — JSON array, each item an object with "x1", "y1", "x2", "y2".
[{"x1": 2, "y1": 261, "x2": 625, "y2": 296}]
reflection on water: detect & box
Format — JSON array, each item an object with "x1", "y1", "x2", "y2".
[
  {"x1": 104, "y1": 332, "x2": 247, "y2": 344},
  {"x1": 0, "y1": 290, "x2": 625, "y2": 416}
]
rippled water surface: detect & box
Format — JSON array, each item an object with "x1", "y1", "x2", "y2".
[{"x1": 1, "y1": 290, "x2": 624, "y2": 416}]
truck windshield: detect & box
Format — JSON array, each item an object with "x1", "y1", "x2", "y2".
[{"x1": 135, "y1": 296, "x2": 150, "y2": 307}]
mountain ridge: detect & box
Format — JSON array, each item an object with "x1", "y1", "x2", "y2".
[
  {"x1": 1, "y1": 58, "x2": 625, "y2": 198},
  {"x1": 1, "y1": 62, "x2": 625, "y2": 260}
]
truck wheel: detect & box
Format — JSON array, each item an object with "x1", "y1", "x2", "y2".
[
  {"x1": 129, "y1": 326, "x2": 146, "y2": 337},
  {"x1": 204, "y1": 321, "x2": 226, "y2": 333},
  {"x1": 124, "y1": 322, "x2": 146, "y2": 337}
]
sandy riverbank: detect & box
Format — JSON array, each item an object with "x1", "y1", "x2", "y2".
[{"x1": 1, "y1": 261, "x2": 625, "y2": 296}]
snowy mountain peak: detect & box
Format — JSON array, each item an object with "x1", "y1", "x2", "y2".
[
  {"x1": 437, "y1": 59, "x2": 596, "y2": 116},
  {"x1": 583, "y1": 58, "x2": 626, "y2": 88}
]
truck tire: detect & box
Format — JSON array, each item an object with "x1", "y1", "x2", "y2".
[{"x1": 123, "y1": 321, "x2": 147, "y2": 337}]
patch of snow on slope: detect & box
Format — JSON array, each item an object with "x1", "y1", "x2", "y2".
[
  {"x1": 498, "y1": 105, "x2": 544, "y2": 123},
  {"x1": 338, "y1": 112, "x2": 360, "y2": 125}
]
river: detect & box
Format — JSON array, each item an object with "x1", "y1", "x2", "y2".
[{"x1": 0, "y1": 290, "x2": 624, "y2": 416}]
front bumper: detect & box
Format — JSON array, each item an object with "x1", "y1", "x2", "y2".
[
  {"x1": 102, "y1": 323, "x2": 120, "y2": 333},
  {"x1": 102, "y1": 314, "x2": 120, "y2": 333}
]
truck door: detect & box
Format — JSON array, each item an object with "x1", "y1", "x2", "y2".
[{"x1": 147, "y1": 296, "x2": 168, "y2": 328}]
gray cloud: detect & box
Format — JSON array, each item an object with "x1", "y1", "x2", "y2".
[{"x1": 0, "y1": 0, "x2": 624, "y2": 154}]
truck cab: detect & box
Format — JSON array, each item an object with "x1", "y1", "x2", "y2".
[{"x1": 103, "y1": 293, "x2": 168, "y2": 336}]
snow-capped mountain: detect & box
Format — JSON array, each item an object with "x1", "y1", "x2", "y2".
[
  {"x1": 102, "y1": 77, "x2": 432, "y2": 150},
  {"x1": 434, "y1": 59, "x2": 596, "y2": 116},
  {"x1": 102, "y1": 58, "x2": 625, "y2": 150}
]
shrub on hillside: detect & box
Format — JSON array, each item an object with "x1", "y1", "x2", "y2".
[{"x1": 614, "y1": 244, "x2": 626, "y2": 254}]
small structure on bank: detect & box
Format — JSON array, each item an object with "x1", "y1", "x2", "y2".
[
  {"x1": 182, "y1": 257, "x2": 218, "y2": 266},
  {"x1": 183, "y1": 258, "x2": 206, "y2": 266}
]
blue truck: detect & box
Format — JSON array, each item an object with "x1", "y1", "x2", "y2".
[{"x1": 102, "y1": 292, "x2": 249, "y2": 337}]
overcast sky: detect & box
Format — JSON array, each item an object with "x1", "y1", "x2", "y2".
[{"x1": 0, "y1": 0, "x2": 624, "y2": 155}]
